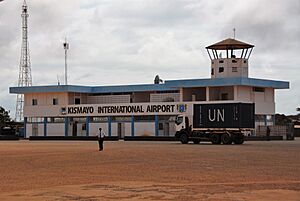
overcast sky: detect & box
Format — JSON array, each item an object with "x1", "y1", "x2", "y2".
[{"x1": 0, "y1": 0, "x2": 299, "y2": 117}]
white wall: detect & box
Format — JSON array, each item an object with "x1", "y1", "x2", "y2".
[
  {"x1": 236, "y1": 86, "x2": 251, "y2": 101},
  {"x1": 255, "y1": 102, "x2": 275, "y2": 115},
  {"x1": 135, "y1": 122, "x2": 155, "y2": 136},
  {"x1": 47, "y1": 123, "x2": 65, "y2": 136},
  {"x1": 26, "y1": 124, "x2": 32, "y2": 138},
  {"x1": 25, "y1": 92, "x2": 68, "y2": 106},
  {"x1": 38, "y1": 124, "x2": 44, "y2": 136},
  {"x1": 25, "y1": 124, "x2": 44, "y2": 137},
  {"x1": 24, "y1": 106, "x2": 62, "y2": 117},
  {"x1": 89, "y1": 123, "x2": 108, "y2": 136},
  {"x1": 111, "y1": 122, "x2": 131, "y2": 137},
  {"x1": 77, "y1": 123, "x2": 86, "y2": 136}
]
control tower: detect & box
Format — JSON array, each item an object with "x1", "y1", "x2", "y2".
[{"x1": 206, "y1": 38, "x2": 254, "y2": 79}]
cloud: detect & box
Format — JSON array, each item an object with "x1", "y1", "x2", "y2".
[{"x1": 0, "y1": 0, "x2": 299, "y2": 117}]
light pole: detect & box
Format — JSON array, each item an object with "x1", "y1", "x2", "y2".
[{"x1": 63, "y1": 38, "x2": 69, "y2": 85}]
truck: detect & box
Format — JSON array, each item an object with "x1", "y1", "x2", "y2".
[{"x1": 175, "y1": 103, "x2": 255, "y2": 145}]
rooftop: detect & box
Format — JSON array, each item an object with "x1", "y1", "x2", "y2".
[
  {"x1": 206, "y1": 38, "x2": 254, "y2": 50},
  {"x1": 9, "y1": 77, "x2": 289, "y2": 94}
]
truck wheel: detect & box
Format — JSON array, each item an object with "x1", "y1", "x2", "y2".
[
  {"x1": 180, "y1": 133, "x2": 189, "y2": 144},
  {"x1": 211, "y1": 134, "x2": 221, "y2": 144},
  {"x1": 221, "y1": 133, "x2": 233, "y2": 145},
  {"x1": 233, "y1": 135, "x2": 244, "y2": 144},
  {"x1": 193, "y1": 139, "x2": 200, "y2": 144}
]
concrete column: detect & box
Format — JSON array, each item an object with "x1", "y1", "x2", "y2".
[
  {"x1": 44, "y1": 117, "x2": 47, "y2": 137},
  {"x1": 155, "y1": 115, "x2": 159, "y2": 136},
  {"x1": 206, "y1": 87, "x2": 210, "y2": 101},
  {"x1": 234, "y1": 86, "x2": 238, "y2": 101},
  {"x1": 179, "y1": 87, "x2": 183, "y2": 102}
]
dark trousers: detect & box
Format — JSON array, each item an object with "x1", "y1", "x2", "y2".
[{"x1": 98, "y1": 139, "x2": 104, "y2": 151}]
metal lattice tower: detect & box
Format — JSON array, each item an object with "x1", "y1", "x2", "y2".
[{"x1": 15, "y1": 0, "x2": 32, "y2": 122}]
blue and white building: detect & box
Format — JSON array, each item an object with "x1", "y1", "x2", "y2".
[{"x1": 9, "y1": 38, "x2": 289, "y2": 138}]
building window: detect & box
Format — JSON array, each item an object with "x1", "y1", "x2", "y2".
[
  {"x1": 47, "y1": 117, "x2": 64, "y2": 123},
  {"x1": 53, "y1": 98, "x2": 58, "y2": 105},
  {"x1": 92, "y1": 117, "x2": 108, "y2": 122},
  {"x1": 75, "y1": 98, "x2": 81, "y2": 104},
  {"x1": 219, "y1": 67, "x2": 224, "y2": 73},
  {"x1": 32, "y1": 99, "x2": 38, "y2": 106},
  {"x1": 232, "y1": 60, "x2": 237, "y2": 63},
  {"x1": 219, "y1": 60, "x2": 224, "y2": 63},
  {"x1": 232, "y1": 67, "x2": 238, "y2": 72},
  {"x1": 253, "y1": 87, "x2": 265, "y2": 92},
  {"x1": 211, "y1": 68, "x2": 214, "y2": 75},
  {"x1": 163, "y1": 97, "x2": 175, "y2": 102},
  {"x1": 221, "y1": 93, "x2": 228, "y2": 100}
]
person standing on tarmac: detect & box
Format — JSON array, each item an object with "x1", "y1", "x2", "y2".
[{"x1": 97, "y1": 128, "x2": 106, "y2": 151}]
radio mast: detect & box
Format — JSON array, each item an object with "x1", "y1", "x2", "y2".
[
  {"x1": 63, "y1": 38, "x2": 69, "y2": 85},
  {"x1": 15, "y1": 0, "x2": 32, "y2": 122}
]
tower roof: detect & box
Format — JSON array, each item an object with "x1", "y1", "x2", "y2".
[{"x1": 206, "y1": 38, "x2": 254, "y2": 50}]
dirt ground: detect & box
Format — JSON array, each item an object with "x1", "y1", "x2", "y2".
[{"x1": 0, "y1": 139, "x2": 299, "y2": 201}]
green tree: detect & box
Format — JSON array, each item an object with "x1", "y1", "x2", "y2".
[{"x1": 0, "y1": 106, "x2": 11, "y2": 128}]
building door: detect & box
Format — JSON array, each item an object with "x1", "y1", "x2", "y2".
[
  {"x1": 32, "y1": 124, "x2": 38, "y2": 136},
  {"x1": 118, "y1": 123, "x2": 125, "y2": 139},
  {"x1": 72, "y1": 121, "x2": 77, "y2": 136}
]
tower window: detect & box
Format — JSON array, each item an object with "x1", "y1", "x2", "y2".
[
  {"x1": 219, "y1": 67, "x2": 224, "y2": 73},
  {"x1": 232, "y1": 60, "x2": 237, "y2": 63},
  {"x1": 219, "y1": 60, "x2": 224, "y2": 63},
  {"x1": 232, "y1": 67, "x2": 238, "y2": 72},
  {"x1": 211, "y1": 68, "x2": 214, "y2": 75}
]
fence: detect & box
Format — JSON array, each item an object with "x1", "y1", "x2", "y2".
[{"x1": 256, "y1": 124, "x2": 294, "y2": 140}]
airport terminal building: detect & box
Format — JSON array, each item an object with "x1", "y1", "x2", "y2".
[{"x1": 10, "y1": 38, "x2": 289, "y2": 138}]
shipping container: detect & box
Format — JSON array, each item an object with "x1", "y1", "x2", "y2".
[{"x1": 193, "y1": 103, "x2": 255, "y2": 129}]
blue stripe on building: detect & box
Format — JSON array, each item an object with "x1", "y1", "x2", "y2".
[
  {"x1": 108, "y1": 116, "x2": 112, "y2": 137},
  {"x1": 131, "y1": 115, "x2": 135, "y2": 137},
  {"x1": 24, "y1": 117, "x2": 27, "y2": 138},
  {"x1": 86, "y1": 116, "x2": 90, "y2": 136},
  {"x1": 64, "y1": 117, "x2": 68, "y2": 137},
  {"x1": 155, "y1": 115, "x2": 159, "y2": 136}
]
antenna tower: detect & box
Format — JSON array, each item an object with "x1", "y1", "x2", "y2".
[
  {"x1": 63, "y1": 38, "x2": 69, "y2": 85},
  {"x1": 15, "y1": 0, "x2": 32, "y2": 122}
]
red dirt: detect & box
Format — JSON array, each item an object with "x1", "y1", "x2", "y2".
[{"x1": 0, "y1": 139, "x2": 299, "y2": 200}]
